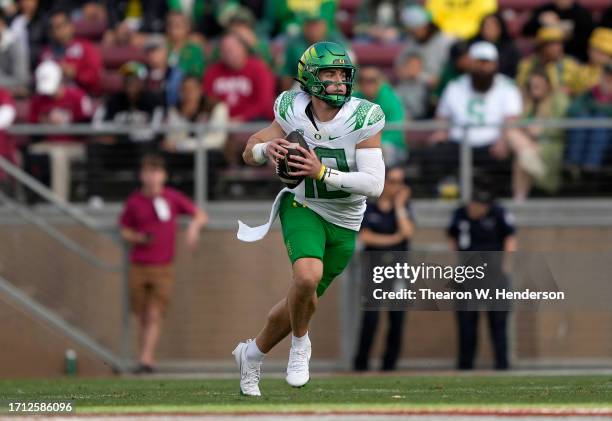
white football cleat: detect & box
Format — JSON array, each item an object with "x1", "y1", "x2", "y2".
[
  {"x1": 286, "y1": 342, "x2": 311, "y2": 387},
  {"x1": 232, "y1": 339, "x2": 262, "y2": 396}
]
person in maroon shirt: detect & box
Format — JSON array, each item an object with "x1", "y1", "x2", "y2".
[
  {"x1": 202, "y1": 32, "x2": 275, "y2": 122},
  {"x1": 28, "y1": 60, "x2": 93, "y2": 200},
  {"x1": 202, "y1": 32, "x2": 275, "y2": 165},
  {"x1": 119, "y1": 153, "x2": 208, "y2": 374},
  {"x1": 40, "y1": 9, "x2": 102, "y2": 95},
  {"x1": 0, "y1": 88, "x2": 16, "y2": 183}
]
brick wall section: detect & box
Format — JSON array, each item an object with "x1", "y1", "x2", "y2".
[{"x1": 0, "y1": 225, "x2": 610, "y2": 376}]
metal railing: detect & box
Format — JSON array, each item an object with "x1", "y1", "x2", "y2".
[
  {"x1": 0, "y1": 155, "x2": 131, "y2": 372},
  {"x1": 7, "y1": 117, "x2": 612, "y2": 207}
]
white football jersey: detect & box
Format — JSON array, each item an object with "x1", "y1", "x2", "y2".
[{"x1": 274, "y1": 90, "x2": 386, "y2": 231}]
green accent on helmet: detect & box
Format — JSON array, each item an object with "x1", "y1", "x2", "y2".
[
  {"x1": 297, "y1": 41, "x2": 356, "y2": 108},
  {"x1": 347, "y1": 100, "x2": 375, "y2": 131}
]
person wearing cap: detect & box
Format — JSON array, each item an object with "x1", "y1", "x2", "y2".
[
  {"x1": 279, "y1": 8, "x2": 347, "y2": 92},
  {"x1": 426, "y1": 0, "x2": 497, "y2": 40},
  {"x1": 516, "y1": 26, "x2": 583, "y2": 96},
  {"x1": 522, "y1": 0, "x2": 594, "y2": 63},
  {"x1": 40, "y1": 8, "x2": 102, "y2": 95},
  {"x1": 144, "y1": 37, "x2": 183, "y2": 107},
  {"x1": 565, "y1": 63, "x2": 612, "y2": 177},
  {"x1": 428, "y1": 41, "x2": 525, "y2": 196},
  {"x1": 576, "y1": 28, "x2": 612, "y2": 94},
  {"x1": 28, "y1": 60, "x2": 93, "y2": 200},
  {"x1": 396, "y1": 4, "x2": 454, "y2": 88},
  {"x1": 89, "y1": 61, "x2": 165, "y2": 197},
  {"x1": 447, "y1": 183, "x2": 517, "y2": 370}
]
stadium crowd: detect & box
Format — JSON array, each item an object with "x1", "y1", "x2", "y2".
[{"x1": 0, "y1": 0, "x2": 611, "y2": 201}]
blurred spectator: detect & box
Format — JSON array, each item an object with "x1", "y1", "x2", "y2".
[
  {"x1": 89, "y1": 61, "x2": 165, "y2": 198},
  {"x1": 259, "y1": 0, "x2": 337, "y2": 39},
  {"x1": 355, "y1": 66, "x2": 406, "y2": 166},
  {"x1": 28, "y1": 61, "x2": 93, "y2": 200},
  {"x1": 144, "y1": 37, "x2": 182, "y2": 107},
  {"x1": 433, "y1": 40, "x2": 471, "y2": 102},
  {"x1": 396, "y1": 4, "x2": 454, "y2": 88},
  {"x1": 516, "y1": 26, "x2": 582, "y2": 96},
  {"x1": 353, "y1": 166, "x2": 414, "y2": 372},
  {"x1": 93, "y1": 61, "x2": 165, "y2": 146},
  {"x1": 512, "y1": 71, "x2": 569, "y2": 200},
  {"x1": 226, "y1": 11, "x2": 273, "y2": 67},
  {"x1": 208, "y1": 9, "x2": 274, "y2": 68},
  {"x1": 0, "y1": 88, "x2": 17, "y2": 183},
  {"x1": 41, "y1": 8, "x2": 102, "y2": 95},
  {"x1": 565, "y1": 63, "x2": 612, "y2": 174},
  {"x1": 426, "y1": 0, "x2": 496, "y2": 40},
  {"x1": 203, "y1": 32, "x2": 275, "y2": 122},
  {"x1": 119, "y1": 153, "x2": 208, "y2": 375},
  {"x1": 9, "y1": 0, "x2": 49, "y2": 72},
  {"x1": 395, "y1": 52, "x2": 429, "y2": 120},
  {"x1": 471, "y1": 13, "x2": 520, "y2": 78},
  {"x1": 447, "y1": 184, "x2": 517, "y2": 370},
  {"x1": 576, "y1": 28, "x2": 612, "y2": 95},
  {"x1": 102, "y1": 0, "x2": 167, "y2": 46},
  {"x1": 280, "y1": 10, "x2": 346, "y2": 91},
  {"x1": 522, "y1": 0, "x2": 594, "y2": 63},
  {"x1": 354, "y1": 0, "x2": 404, "y2": 43},
  {"x1": 0, "y1": 11, "x2": 30, "y2": 95},
  {"x1": 166, "y1": 12, "x2": 206, "y2": 79},
  {"x1": 428, "y1": 42, "x2": 523, "y2": 193},
  {"x1": 164, "y1": 75, "x2": 228, "y2": 153}
]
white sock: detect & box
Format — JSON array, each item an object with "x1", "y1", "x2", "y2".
[
  {"x1": 292, "y1": 332, "x2": 310, "y2": 348},
  {"x1": 246, "y1": 340, "x2": 265, "y2": 363}
]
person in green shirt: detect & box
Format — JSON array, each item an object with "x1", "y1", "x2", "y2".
[
  {"x1": 259, "y1": 0, "x2": 337, "y2": 39},
  {"x1": 280, "y1": 11, "x2": 346, "y2": 91},
  {"x1": 166, "y1": 12, "x2": 206, "y2": 78},
  {"x1": 354, "y1": 66, "x2": 407, "y2": 166}
]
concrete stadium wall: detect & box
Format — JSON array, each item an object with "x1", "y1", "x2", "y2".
[{"x1": 0, "y1": 224, "x2": 611, "y2": 377}]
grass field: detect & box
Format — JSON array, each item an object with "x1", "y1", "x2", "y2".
[{"x1": 1, "y1": 374, "x2": 611, "y2": 415}]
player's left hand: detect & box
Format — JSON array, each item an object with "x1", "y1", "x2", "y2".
[{"x1": 287, "y1": 145, "x2": 323, "y2": 179}]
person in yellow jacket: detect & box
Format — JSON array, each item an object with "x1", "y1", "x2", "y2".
[
  {"x1": 426, "y1": 0, "x2": 497, "y2": 39},
  {"x1": 516, "y1": 26, "x2": 582, "y2": 96},
  {"x1": 577, "y1": 27, "x2": 612, "y2": 94}
]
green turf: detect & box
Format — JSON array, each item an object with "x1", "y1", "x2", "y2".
[{"x1": 0, "y1": 375, "x2": 611, "y2": 414}]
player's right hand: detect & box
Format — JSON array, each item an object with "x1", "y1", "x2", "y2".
[{"x1": 266, "y1": 138, "x2": 291, "y2": 162}]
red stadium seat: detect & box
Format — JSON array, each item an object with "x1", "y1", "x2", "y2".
[
  {"x1": 73, "y1": 19, "x2": 108, "y2": 41},
  {"x1": 351, "y1": 42, "x2": 403, "y2": 68},
  {"x1": 100, "y1": 45, "x2": 147, "y2": 69}
]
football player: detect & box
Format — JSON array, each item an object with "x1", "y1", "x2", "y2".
[{"x1": 234, "y1": 42, "x2": 386, "y2": 396}]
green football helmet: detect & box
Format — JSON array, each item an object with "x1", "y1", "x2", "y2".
[{"x1": 296, "y1": 41, "x2": 356, "y2": 108}]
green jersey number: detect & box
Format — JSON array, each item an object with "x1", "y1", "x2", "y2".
[{"x1": 305, "y1": 147, "x2": 350, "y2": 199}]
